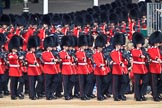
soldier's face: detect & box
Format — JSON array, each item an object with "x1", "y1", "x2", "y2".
[
  {"x1": 63, "y1": 46, "x2": 68, "y2": 50},
  {"x1": 115, "y1": 45, "x2": 121, "y2": 50},
  {"x1": 47, "y1": 47, "x2": 52, "y2": 51},
  {"x1": 136, "y1": 44, "x2": 142, "y2": 48},
  {"x1": 98, "y1": 47, "x2": 103, "y2": 52},
  {"x1": 12, "y1": 49, "x2": 17, "y2": 53},
  {"x1": 30, "y1": 48, "x2": 36, "y2": 52},
  {"x1": 2, "y1": 25, "x2": 7, "y2": 28},
  {"x1": 154, "y1": 43, "x2": 160, "y2": 47}
]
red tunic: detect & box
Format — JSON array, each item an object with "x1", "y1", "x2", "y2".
[
  {"x1": 110, "y1": 49, "x2": 125, "y2": 75},
  {"x1": 84, "y1": 26, "x2": 90, "y2": 35},
  {"x1": 76, "y1": 49, "x2": 89, "y2": 75},
  {"x1": 42, "y1": 51, "x2": 58, "y2": 74},
  {"x1": 0, "y1": 59, "x2": 4, "y2": 74},
  {"x1": 93, "y1": 50, "x2": 110, "y2": 76},
  {"x1": 148, "y1": 47, "x2": 161, "y2": 74},
  {"x1": 61, "y1": 27, "x2": 69, "y2": 36},
  {"x1": 131, "y1": 48, "x2": 148, "y2": 74},
  {"x1": 26, "y1": 51, "x2": 41, "y2": 76},
  {"x1": 73, "y1": 27, "x2": 82, "y2": 37},
  {"x1": 8, "y1": 53, "x2": 22, "y2": 77},
  {"x1": 59, "y1": 50, "x2": 73, "y2": 75}
]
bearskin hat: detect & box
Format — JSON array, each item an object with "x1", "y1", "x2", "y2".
[
  {"x1": 132, "y1": 32, "x2": 145, "y2": 46},
  {"x1": 42, "y1": 14, "x2": 51, "y2": 26},
  {"x1": 27, "y1": 36, "x2": 40, "y2": 50},
  {"x1": 0, "y1": 14, "x2": 11, "y2": 26},
  {"x1": 15, "y1": 15, "x2": 27, "y2": 26},
  {"x1": 29, "y1": 14, "x2": 40, "y2": 25},
  {"x1": 109, "y1": 13, "x2": 118, "y2": 23},
  {"x1": 69, "y1": 35, "x2": 77, "y2": 47},
  {"x1": 149, "y1": 31, "x2": 162, "y2": 46},
  {"x1": 0, "y1": 33, "x2": 6, "y2": 46},
  {"x1": 78, "y1": 35, "x2": 88, "y2": 47},
  {"x1": 87, "y1": 35, "x2": 94, "y2": 47},
  {"x1": 61, "y1": 36, "x2": 71, "y2": 47},
  {"x1": 43, "y1": 36, "x2": 54, "y2": 50},
  {"x1": 95, "y1": 35, "x2": 105, "y2": 48},
  {"x1": 8, "y1": 35, "x2": 22, "y2": 51},
  {"x1": 49, "y1": 34, "x2": 58, "y2": 47},
  {"x1": 62, "y1": 14, "x2": 71, "y2": 25},
  {"x1": 113, "y1": 33, "x2": 125, "y2": 46},
  {"x1": 52, "y1": 14, "x2": 62, "y2": 26},
  {"x1": 129, "y1": 8, "x2": 138, "y2": 20},
  {"x1": 9, "y1": 14, "x2": 16, "y2": 25},
  {"x1": 100, "y1": 11, "x2": 108, "y2": 23},
  {"x1": 75, "y1": 15, "x2": 84, "y2": 26},
  {"x1": 84, "y1": 14, "x2": 93, "y2": 25}
]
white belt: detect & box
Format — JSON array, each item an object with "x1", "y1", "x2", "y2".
[
  {"x1": 10, "y1": 64, "x2": 20, "y2": 67},
  {"x1": 133, "y1": 61, "x2": 145, "y2": 64},
  {"x1": 44, "y1": 62, "x2": 56, "y2": 65},
  {"x1": 151, "y1": 60, "x2": 160, "y2": 63},
  {"x1": 28, "y1": 64, "x2": 37, "y2": 67},
  {"x1": 78, "y1": 63, "x2": 87, "y2": 65},
  {"x1": 62, "y1": 62, "x2": 71, "y2": 65}
]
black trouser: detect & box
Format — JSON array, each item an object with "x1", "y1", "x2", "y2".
[
  {"x1": 103, "y1": 73, "x2": 112, "y2": 95},
  {"x1": 96, "y1": 74, "x2": 111, "y2": 98},
  {"x1": 89, "y1": 73, "x2": 96, "y2": 96},
  {"x1": 10, "y1": 77, "x2": 22, "y2": 98},
  {"x1": 23, "y1": 73, "x2": 29, "y2": 93},
  {"x1": 62, "y1": 75, "x2": 73, "y2": 97},
  {"x1": 151, "y1": 73, "x2": 161, "y2": 98},
  {"x1": 85, "y1": 73, "x2": 95, "y2": 96},
  {"x1": 44, "y1": 74, "x2": 59, "y2": 98},
  {"x1": 0, "y1": 74, "x2": 5, "y2": 94},
  {"x1": 28, "y1": 75, "x2": 43, "y2": 98},
  {"x1": 17, "y1": 76, "x2": 24, "y2": 95},
  {"x1": 2, "y1": 69, "x2": 9, "y2": 92},
  {"x1": 112, "y1": 75, "x2": 127, "y2": 99},
  {"x1": 79, "y1": 74, "x2": 89, "y2": 98},
  {"x1": 56, "y1": 73, "x2": 63, "y2": 96},
  {"x1": 157, "y1": 73, "x2": 162, "y2": 94},
  {"x1": 74, "y1": 76, "x2": 80, "y2": 95},
  {"x1": 121, "y1": 74, "x2": 130, "y2": 95},
  {"x1": 69, "y1": 75, "x2": 79, "y2": 96},
  {"x1": 17, "y1": 73, "x2": 29, "y2": 94},
  {"x1": 134, "y1": 73, "x2": 148, "y2": 99}
]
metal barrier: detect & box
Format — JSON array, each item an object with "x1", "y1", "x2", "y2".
[{"x1": 147, "y1": 3, "x2": 162, "y2": 36}]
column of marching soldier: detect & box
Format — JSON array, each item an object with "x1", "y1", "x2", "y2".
[{"x1": 0, "y1": 17, "x2": 162, "y2": 102}]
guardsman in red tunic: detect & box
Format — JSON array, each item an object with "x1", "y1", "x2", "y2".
[
  {"x1": 131, "y1": 32, "x2": 148, "y2": 101},
  {"x1": 8, "y1": 36, "x2": 24, "y2": 100},
  {"x1": 26, "y1": 36, "x2": 42, "y2": 100},
  {"x1": 93, "y1": 36, "x2": 111, "y2": 101},
  {"x1": 50, "y1": 35, "x2": 62, "y2": 98},
  {"x1": 85, "y1": 35, "x2": 96, "y2": 99},
  {"x1": 42, "y1": 36, "x2": 59, "y2": 100},
  {"x1": 59, "y1": 36, "x2": 73, "y2": 100},
  {"x1": 0, "y1": 53, "x2": 4, "y2": 98},
  {"x1": 119, "y1": 34, "x2": 132, "y2": 101},
  {"x1": 148, "y1": 31, "x2": 162, "y2": 102},
  {"x1": 62, "y1": 14, "x2": 71, "y2": 36},
  {"x1": 0, "y1": 34, "x2": 6, "y2": 98},
  {"x1": 110, "y1": 33, "x2": 127, "y2": 101},
  {"x1": 67, "y1": 36, "x2": 79, "y2": 98},
  {"x1": 76, "y1": 35, "x2": 90, "y2": 100},
  {"x1": 73, "y1": 15, "x2": 83, "y2": 38}
]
